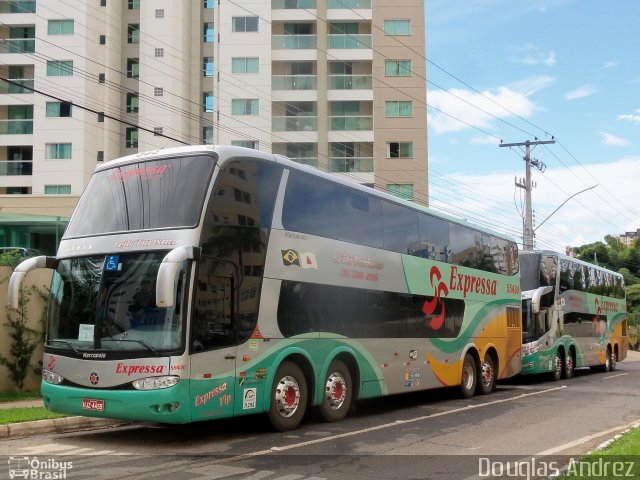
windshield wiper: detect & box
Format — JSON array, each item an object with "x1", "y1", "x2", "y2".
[
  {"x1": 101, "y1": 338, "x2": 161, "y2": 356},
  {"x1": 48, "y1": 339, "x2": 81, "y2": 354}
]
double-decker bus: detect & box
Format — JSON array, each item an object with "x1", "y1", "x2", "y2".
[
  {"x1": 9, "y1": 145, "x2": 522, "y2": 431},
  {"x1": 519, "y1": 250, "x2": 627, "y2": 380}
]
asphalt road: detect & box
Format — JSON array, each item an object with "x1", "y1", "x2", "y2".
[{"x1": 2, "y1": 355, "x2": 640, "y2": 480}]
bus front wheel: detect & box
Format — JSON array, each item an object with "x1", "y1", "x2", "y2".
[
  {"x1": 460, "y1": 353, "x2": 477, "y2": 399},
  {"x1": 268, "y1": 361, "x2": 308, "y2": 431},
  {"x1": 319, "y1": 359, "x2": 353, "y2": 423}
]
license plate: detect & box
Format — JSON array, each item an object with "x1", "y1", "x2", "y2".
[{"x1": 82, "y1": 398, "x2": 104, "y2": 411}]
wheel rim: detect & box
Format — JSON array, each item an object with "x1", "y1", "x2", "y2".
[
  {"x1": 566, "y1": 354, "x2": 574, "y2": 374},
  {"x1": 611, "y1": 351, "x2": 617, "y2": 370},
  {"x1": 554, "y1": 354, "x2": 563, "y2": 376},
  {"x1": 481, "y1": 360, "x2": 494, "y2": 388},
  {"x1": 324, "y1": 372, "x2": 347, "y2": 410},
  {"x1": 462, "y1": 361, "x2": 475, "y2": 390},
  {"x1": 275, "y1": 375, "x2": 300, "y2": 418},
  {"x1": 605, "y1": 352, "x2": 611, "y2": 370}
]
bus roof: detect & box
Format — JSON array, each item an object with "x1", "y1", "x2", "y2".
[
  {"x1": 520, "y1": 249, "x2": 623, "y2": 279},
  {"x1": 95, "y1": 145, "x2": 518, "y2": 245}
]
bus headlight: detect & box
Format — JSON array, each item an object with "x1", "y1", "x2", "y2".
[
  {"x1": 132, "y1": 376, "x2": 180, "y2": 390},
  {"x1": 43, "y1": 370, "x2": 64, "y2": 385}
]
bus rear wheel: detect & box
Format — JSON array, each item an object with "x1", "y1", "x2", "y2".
[
  {"x1": 551, "y1": 350, "x2": 563, "y2": 381},
  {"x1": 460, "y1": 353, "x2": 477, "y2": 399},
  {"x1": 562, "y1": 351, "x2": 575, "y2": 379},
  {"x1": 319, "y1": 359, "x2": 352, "y2": 422},
  {"x1": 268, "y1": 361, "x2": 308, "y2": 431},
  {"x1": 609, "y1": 348, "x2": 617, "y2": 372},
  {"x1": 477, "y1": 354, "x2": 495, "y2": 395}
]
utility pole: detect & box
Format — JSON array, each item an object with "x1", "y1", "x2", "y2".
[{"x1": 500, "y1": 139, "x2": 555, "y2": 250}]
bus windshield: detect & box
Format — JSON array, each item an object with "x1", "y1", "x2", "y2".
[
  {"x1": 47, "y1": 252, "x2": 187, "y2": 353},
  {"x1": 64, "y1": 155, "x2": 216, "y2": 237}
]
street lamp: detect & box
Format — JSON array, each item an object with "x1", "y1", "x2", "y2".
[{"x1": 533, "y1": 184, "x2": 598, "y2": 239}]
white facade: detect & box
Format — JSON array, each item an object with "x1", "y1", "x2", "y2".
[{"x1": 0, "y1": 0, "x2": 427, "y2": 217}]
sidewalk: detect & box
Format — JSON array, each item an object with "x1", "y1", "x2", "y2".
[{"x1": 0, "y1": 399, "x2": 128, "y2": 438}]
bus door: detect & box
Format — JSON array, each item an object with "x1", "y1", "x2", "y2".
[{"x1": 190, "y1": 257, "x2": 238, "y2": 420}]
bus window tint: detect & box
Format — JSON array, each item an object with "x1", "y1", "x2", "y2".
[
  {"x1": 449, "y1": 223, "x2": 479, "y2": 268},
  {"x1": 283, "y1": 171, "x2": 383, "y2": 248},
  {"x1": 382, "y1": 200, "x2": 419, "y2": 254},
  {"x1": 277, "y1": 280, "x2": 465, "y2": 339},
  {"x1": 417, "y1": 214, "x2": 450, "y2": 262}
]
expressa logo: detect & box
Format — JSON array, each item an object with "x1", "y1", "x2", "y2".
[
  {"x1": 422, "y1": 266, "x2": 448, "y2": 330},
  {"x1": 115, "y1": 363, "x2": 165, "y2": 376}
]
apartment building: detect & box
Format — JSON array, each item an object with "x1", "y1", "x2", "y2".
[{"x1": 0, "y1": 0, "x2": 427, "y2": 225}]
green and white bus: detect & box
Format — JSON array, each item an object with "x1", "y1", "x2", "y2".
[
  {"x1": 9, "y1": 145, "x2": 522, "y2": 431},
  {"x1": 519, "y1": 250, "x2": 627, "y2": 380}
]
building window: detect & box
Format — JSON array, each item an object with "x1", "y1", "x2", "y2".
[
  {"x1": 203, "y1": 57, "x2": 214, "y2": 77},
  {"x1": 46, "y1": 60, "x2": 73, "y2": 77},
  {"x1": 232, "y1": 16, "x2": 259, "y2": 32},
  {"x1": 204, "y1": 23, "x2": 214, "y2": 43},
  {"x1": 127, "y1": 0, "x2": 140, "y2": 9},
  {"x1": 387, "y1": 142, "x2": 413, "y2": 158},
  {"x1": 99, "y1": 35, "x2": 106, "y2": 44},
  {"x1": 97, "y1": 112, "x2": 105, "y2": 122},
  {"x1": 45, "y1": 143, "x2": 72, "y2": 160},
  {"x1": 204, "y1": 0, "x2": 215, "y2": 8},
  {"x1": 127, "y1": 58, "x2": 139, "y2": 78},
  {"x1": 203, "y1": 126, "x2": 214, "y2": 144},
  {"x1": 126, "y1": 92, "x2": 139, "y2": 113},
  {"x1": 231, "y1": 140, "x2": 258, "y2": 150},
  {"x1": 231, "y1": 99, "x2": 259, "y2": 115},
  {"x1": 385, "y1": 100, "x2": 412, "y2": 117},
  {"x1": 126, "y1": 127, "x2": 138, "y2": 148},
  {"x1": 154, "y1": 87, "x2": 163, "y2": 96},
  {"x1": 232, "y1": 57, "x2": 259, "y2": 74},
  {"x1": 101, "y1": 0, "x2": 107, "y2": 6},
  {"x1": 45, "y1": 185, "x2": 71, "y2": 194},
  {"x1": 47, "y1": 19, "x2": 74, "y2": 35},
  {"x1": 384, "y1": 19, "x2": 411, "y2": 35},
  {"x1": 154, "y1": 127, "x2": 163, "y2": 136},
  {"x1": 127, "y1": 24, "x2": 140, "y2": 44},
  {"x1": 45, "y1": 101, "x2": 72, "y2": 118},
  {"x1": 387, "y1": 183, "x2": 413, "y2": 200},
  {"x1": 98, "y1": 73, "x2": 106, "y2": 83},
  {"x1": 155, "y1": 48, "x2": 164, "y2": 57},
  {"x1": 204, "y1": 92, "x2": 214, "y2": 112},
  {"x1": 97, "y1": 151, "x2": 104, "y2": 161},
  {"x1": 384, "y1": 59, "x2": 411, "y2": 76},
  {"x1": 155, "y1": 9, "x2": 164, "y2": 18}
]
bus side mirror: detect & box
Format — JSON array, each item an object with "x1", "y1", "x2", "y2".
[
  {"x1": 8, "y1": 256, "x2": 57, "y2": 309},
  {"x1": 156, "y1": 246, "x2": 199, "y2": 308},
  {"x1": 531, "y1": 286, "x2": 553, "y2": 314}
]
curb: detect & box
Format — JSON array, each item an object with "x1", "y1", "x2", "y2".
[{"x1": 0, "y1": 417, "x2": 129, "y2": 438}]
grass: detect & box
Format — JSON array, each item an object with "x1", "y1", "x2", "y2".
[
  {"x1": 0, "y1": 407, "x2": 67, "y2": 425},
  {"x1": 0, "y1": 389, "x2": 68, "y2": 425},
  {"x1": 558, "y1": 426, "x2": 640, "y2": 478}
]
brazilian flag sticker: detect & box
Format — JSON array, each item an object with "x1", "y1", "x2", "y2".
[{"x1": 282, "y1": 249, "x2": 300, "y2": 266}]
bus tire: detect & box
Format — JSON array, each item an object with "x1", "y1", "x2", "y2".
[
  {"x1": 319, "y1": 359, "x2": 352, "y2": 423},
  {"x1": 602, "y1": 348, "x2": 612, "y2": 372},
  {"x1": 610, "y1": 348, "x2": 617, "y2": 372},
  {"x1": 550, "y1": 350, "x2": 563, "y2": 381},
  {"x1": 477, "y1": 354, "x2": 495, "y2": 395},
  {"x1": 562, "y1": 350, "x2": 575, "y2": 379},
  {"x1": 268, "y1": 361, "x2": 308, "y2": 432},
  {"x1": 460, "y1": 353, "x2": 477, "y2": 399}
]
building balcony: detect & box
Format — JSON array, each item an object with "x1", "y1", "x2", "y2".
[
  {"x1": 272, "y1": 34, "x2": 317, "y2": 50},
  {"x1": 0, "y1": 78, "x2": 33, "y2": 94},
  {"x1": 328, "y1": 0, "x2": 370, "y2": 8},
  {"x1": 328, "y1": 34, "x2": 371, "y2": 49},
  {"x1": 272, "y1": 74, "x2": 317, "y2": 90},
  {"x1": 272, "y1": 116, "x2": 317, "y2": 132},
  {"x1": 328, "y1": 74, "x2": 372, "y2": 90},
  {"x1": 0, "y1": 159, "x2": 31, "y2": 175},
  {"x1": 329, "y1": 115, "x2": 373, "y2": 131},
  {"x1": 0, "y1": 0, "x2": 36, "y2": 13},
  {"x1": 0, "y1": 119, "x2": 33, "y2": 134},
  {"x1": 272, "y1": 0, "x2": 316, "y2": 8},
  {"x1": 0, "y1": 38, "x2": 35, "y2": 53},
  {"x1": 330, "y1": 156, "x2": 373, "y2": 173}
]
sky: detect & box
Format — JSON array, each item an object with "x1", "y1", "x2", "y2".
[{"x1": 424, "y1": 0, "x2": 640, "y2": 252}]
